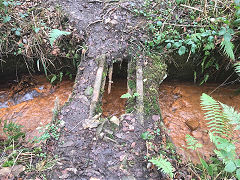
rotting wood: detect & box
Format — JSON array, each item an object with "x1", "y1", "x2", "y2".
[
  {"x1": 136, "y1": 58, "x2": 144, "y2": 125},
  {"x1": 127, "y1": 60, "x2": 132, "y2": 95},
  {"x1": 108, "y1": 63, "x2": 113, "y2": 94},
  {"x1": 89, "y1": 54, "x2": 106, "y2": 119}
]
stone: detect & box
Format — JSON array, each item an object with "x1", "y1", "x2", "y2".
[
  {"x1": 110, "y1": 116, "x2": 120, "y2": 126},
  {"x1": 185, "y1": 119, "x2": 199, "y2": 131},
  {"x1": 152, "y1": 115, "x2": 160, "y2": 121},
  {"x1": 192, "y1": 131, "x2": 203, "y2": 138},
  {"x1": 121, "y1": 176, "x2": 136, "y2": 180},
  {"x1": 124, "y1": 115, "x2": 132, "y2": 121},
  {"x1": 128, "y1": 125, "x2": 134, "y2": 131},
  {"x1": 0, "y1": 167, "x2": 11, "y2": 177},
  {"x1": 0, "y1": 165, "x2": 25, "y2": 177},
  {"x1": 11, "y1": 165, "x2": 25, "y2": 177}
]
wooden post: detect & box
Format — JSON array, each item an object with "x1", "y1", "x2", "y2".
[
  {"x1": 89, "y1": 54, "x2": 106, "y2": 119},
  {"x1": 136, "y1": 57, "x2": 144, "y2": 125},
  {"x1": 108, "y1": 63, "x2": 113, "y2": 94}
]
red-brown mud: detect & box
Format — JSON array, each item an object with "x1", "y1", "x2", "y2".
[
  {"x1": 159, "y1": 82, "x2": 240, "y2": 163},
  {"x1": 102, "y1": 79, "x2": 127, "y2": 117}
]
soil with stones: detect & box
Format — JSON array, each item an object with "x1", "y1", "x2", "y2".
[
  {"x1": 49, "y1": 59, "x2": 162, "y2": 179},
  {"x1": 47, "y1": 0, "x2": 163, "y2": 179}
]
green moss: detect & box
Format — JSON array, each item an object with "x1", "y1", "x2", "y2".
[
  {"x1": 128, "y1": 79, "x2": 136, "y2": 90},
  {"x1": 143, "y1": 54, "x2": 167, "y2": 116},
  {"x1": 95, "y1": 102, "x2": 102, "y2": 114}
]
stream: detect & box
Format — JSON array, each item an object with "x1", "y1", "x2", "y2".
[{"x1": 0, "y1": 76, "x2": 239, "y2": 163}]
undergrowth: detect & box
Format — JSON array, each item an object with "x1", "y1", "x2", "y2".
[
  {"x1": 136, "y1": 0, "x2": 240, "y2": 84},
  {"x1": 0, "y1": 98, "x2": 62, "y2": 179},
  {"x1": 0, "y1": 0, "x2": 83, "y2": 83}
]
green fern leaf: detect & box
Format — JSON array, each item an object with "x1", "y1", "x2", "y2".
[
  {"x1": 221, "y1": 103, "x2": 240, "y2": 129},
  {"x1": 49, "y1": 29, "x2": 71, "y2": 47},
  {"x1": 149, "y1": 156, "x2": 174, "y2": 178},
  {"x1": 200, "y1": 93, "x2": 232, "y2": 136},
  {"x1": 234, "y1": 62, "x2": 240, "y2": 76},
  {"x1": 186, "y1": 134, "x2": 203, "y2": 150},
  {"x1": 220, "y1": 32, "x2": 235, "y2": 60}
]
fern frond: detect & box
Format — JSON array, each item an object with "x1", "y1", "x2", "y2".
[
  {"x1": 49, "y1": 29, "x2": 71, "y2": 47},
  {"x1": 149, "y1": 156, "x2": 174, "y2": 178},
  {"x1": 221, "y1": 103, "x2": 240, "y2": 130},
  {"x1": 200, "y1": 93, "x2": 232, "y2": 137},
  {"x1": 185, "y1": 134, "x2": 202, "y2": 150},
  {"x1": 220, "y1": 33, "x2": 235, "y2": 61},
  {"x1": 234, "y1": 62, "x2": 240, "y2": 76}
]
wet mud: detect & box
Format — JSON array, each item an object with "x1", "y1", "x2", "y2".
[{"x1": 159, "y1": 82, "x2": 240, "y2": 163}]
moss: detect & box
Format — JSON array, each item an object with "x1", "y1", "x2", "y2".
[
  {"x1": 143, "y1": 54, "x2": 167, "y2": 115},
  {"x1": 95, "y1": 101, "x2": 102, "y2": 114},
  {"x1": 128, "y1": 79, "x2": 136, "y2": 90}
]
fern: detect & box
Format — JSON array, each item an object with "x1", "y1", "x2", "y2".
[
  {"x1": 200, "y1": 93, "x2": 232, "y2": 136},
  {"x1": 186, "y1": 134, "x2": 203, "y2": 150},
  {"x1": 220, "y1": 28, "x2": 235, "y2": 60},
  {"x1": 221, "y1": 103, "x2": 240, "y2": 130},
  {"x1": 234, "y1": 62, "x2": 240, "y2": 76},
  {"x1": 149, "y1": 156, "x2": 174, "y2": 178},
  {"x1": 49, "y1": 29, "x2": 71, "y2": 47}
]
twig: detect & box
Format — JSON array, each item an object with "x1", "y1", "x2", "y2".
[
  {"x1": 163, "y1": 22, "x2": 207, "y2": 28},
  {"x1": 209, "y1": 72, "x2": 234, "y2": 95},
  {"x1": 9, "y1": 149, "x2": 23, "y2": 176},
  {"x1": 88, "y1": 0, "x2": 103, "y2": 3},
  {"x1": 214, "y1": 0, "x2": 218, "y2": 16},
  {"x1": 204, "y1": 0, "x2": 208, "y2": 16},
  {"x1": 180, "y1": 4, "x2": 203, "y2": 12},
  {"x1": 85, "y1": 20, "x2": 103, "y2": 30}
]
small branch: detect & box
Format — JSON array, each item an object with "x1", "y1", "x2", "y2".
[
  {"x1": 204, "y1": 0, "x2": 208, "y2": 16},
  {"x1": 163, "y1": 22, "x2": 207, "y2": 28},
  {"x1": 108, "y1": 63, "x2": 113, "y2": 94},
  {"x1": 180, "y1": 4, "x2": 203, "y2": 12}
]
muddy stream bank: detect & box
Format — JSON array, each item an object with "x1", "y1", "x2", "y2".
[{"x1": 0, "y1": 76, "x2": 239, "y2": 163}]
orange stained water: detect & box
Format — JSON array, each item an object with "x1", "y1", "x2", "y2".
[
  {"x1": 102, "y1": 79, "x2": 127, "y2": 117},
  {"x1": 159, "y1": 82, "x2": 240, "y2": 163},
  {"x1": 0, "y1": 76, "x2": 73, "y2": 142}
]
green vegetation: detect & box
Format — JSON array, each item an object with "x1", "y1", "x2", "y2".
[
  {"x1": 136, "y1": 0, "x2": 240, "y2": 84},
  {"x1": 0, "y1": 98, "x2": 61, "y2": 178},
  {"x1": 149, "y1": 156, "x2": 174, "y2": 178},
  {"x1": 0, "y1": 0, "x2": 82, "y2": 83},
  {"x1": 182, "y1": 93, "x2": 240, "y2": 179}
]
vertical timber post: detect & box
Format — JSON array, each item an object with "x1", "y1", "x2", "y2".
[
  {"x1": 89, "y1": 54, "x2": 106, "y2": 119},
  {"x1": 108, "y1": 63, "x2": 113, "y2": 94},
  {"x1": 136, "y1": 56, "x2": 144, "y2": 125}
]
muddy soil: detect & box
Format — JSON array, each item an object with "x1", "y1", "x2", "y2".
[
  {"x1": 159, "y1": 82, "x2": 240, "y2": 163},
  {"x1": 49, "y1": 56, "x2": 161, "y2": 179},
  {"x1": 45, "y1": 0, "x2": 161, "y2": 179}
]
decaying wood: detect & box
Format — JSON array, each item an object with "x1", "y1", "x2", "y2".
[
  {"x1": 108, "y1": 63, "x2": 113, "y2": 94},
  {"x1": 136, "y1": 59, "x2": 144, "y2": 125},
  {"x1": 89, "y1": 54, "x2": 106, "y2": 119},
  {"x1": 127, "y1": 60, "x2": 133, "y2": 95}
]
